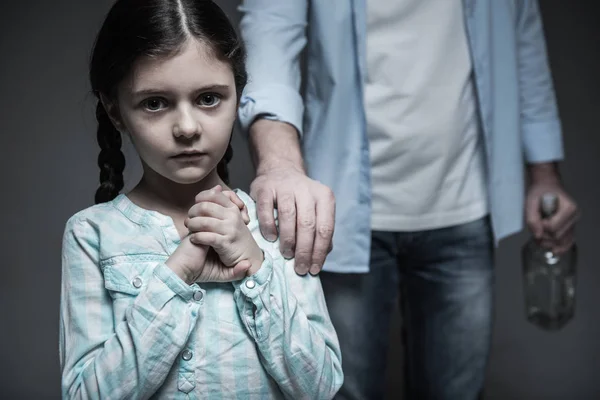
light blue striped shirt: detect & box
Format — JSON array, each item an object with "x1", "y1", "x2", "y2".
[
  {"x1": 59, "y1": 190, "x2": 343, "y2": 399},
  {"x1": 238, "y1": 0, "x2": 564, "y2": 273}
]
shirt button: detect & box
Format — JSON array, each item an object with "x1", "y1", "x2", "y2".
[
  {"x1": 181, "y1": 349, "x2": 193, "y2": 361},
  {"x1": 245, "y1": 279, "x2": 256, "y2": 289},
  {"x1": 132, "y1": 276, "x2": 143, "y2": 288},
  {"x1": 193, "y1": 291, "x2": 203, "y2": 301}
]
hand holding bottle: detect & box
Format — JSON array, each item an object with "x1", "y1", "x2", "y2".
[
  {"x1": 525, "y1": 164, "x2": 579, "y2": 254},
  {"x1": 523, "y1": 191, "x2": 578, "y2": 331}
]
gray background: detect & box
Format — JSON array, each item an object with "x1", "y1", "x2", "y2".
[{"x1": 0, "y1": 1, "x2": 598, "y2": 398}]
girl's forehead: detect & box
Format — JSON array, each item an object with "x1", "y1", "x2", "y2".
[{"x1": 125, "y1": 39, "x2": 233, "y2": 92}]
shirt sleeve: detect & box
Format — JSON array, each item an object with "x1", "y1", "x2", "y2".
[
  {"x1": 231, "y1": 250, "x2": 344, "y2": 400},
  {"x1": 237, "y1": 0, "x2": 308, "y2": 136},
  {"x1": 59, "y1": 217, "x2": 203, "y2": 399},
  {"x1": 516, "y1": 0, "x2": 565, "y2": 163}
]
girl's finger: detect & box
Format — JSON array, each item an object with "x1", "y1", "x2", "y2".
[
  {"x1": 188, "y1": 201, "x2": 228, "y2": 220},
  {"x1": 186, "y1": 216, "x2": 225, "y2": 235},
  {"x1": 195, "y1": 188, "x2": 234, "y2": 208},
  {"x1": 229, "y1": 260, "x2": 252, "y2": 279},
  {"x1": 222, "y1": 190, "x2": 244, "y2": 210},
  {"x1": 223, "y1": 190, "x2": 250, "y2": 224},
  {"x1": 189, "y1": 231, "x2": 224, "y2": 247}
]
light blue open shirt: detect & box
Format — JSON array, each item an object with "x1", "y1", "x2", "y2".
[{"x1": 238, "y1": 0, "x2": 564, "y2": 273}]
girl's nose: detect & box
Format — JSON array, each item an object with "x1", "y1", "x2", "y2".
[{"x1": 172, "y1": 107, "x2": 200, "y2": 139}]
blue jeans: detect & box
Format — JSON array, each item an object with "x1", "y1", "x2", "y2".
[{"x1": 320, "y1": 217, "x2": 494, "y2": 400}]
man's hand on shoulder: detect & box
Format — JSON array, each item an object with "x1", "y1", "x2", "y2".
[{"x1": 248, "y1": 119, "x2": 335, "y2": 276}]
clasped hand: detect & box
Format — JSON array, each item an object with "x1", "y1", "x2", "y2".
[{"x1": 167, "y1": 186, "x2": 263, "y2": 284}]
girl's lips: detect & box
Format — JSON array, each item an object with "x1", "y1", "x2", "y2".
[{"x1": 171, "y1": 152, "x2": 205, "y2": 161}]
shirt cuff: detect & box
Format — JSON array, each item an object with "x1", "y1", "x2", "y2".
[
  {"x1": 232, "y1": 251, "x2": 274, "y2": 299},
  {"x1": 522, "y1": 119, "x2": 565, "y2": 163},
  {"x1": 238, "y1": 84, "x2": 305, "y2": 137},
  {"x1": 153, "y1": 263, "x2": 204, "y2": 303}
]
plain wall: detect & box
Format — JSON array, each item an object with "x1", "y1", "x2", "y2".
[{"x1": 0, "y1": 1, "x2": 598, "y2": 398}]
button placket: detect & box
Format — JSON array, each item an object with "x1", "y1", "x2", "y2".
[{"x1": 178, "y1": 347, "x2": 196, "y2": 394}]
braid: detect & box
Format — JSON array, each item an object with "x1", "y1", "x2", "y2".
[
  {"x1": 216, "y1": 141, "x2": 233, "y2": 185},
  {"x1": 94, "y1": 102, "x2": 126, "y2": 204}
]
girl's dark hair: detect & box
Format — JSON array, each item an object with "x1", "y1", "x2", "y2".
[{"x1": 90, "y1": 0, "x2": 247, "y2": 204}]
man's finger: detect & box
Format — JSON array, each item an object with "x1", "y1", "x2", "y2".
[
  {"x1": 294, "y1": 194, "x2": 316, "y2": 275},
  {"x1": 538, "y1": 239, "x2": 554, "y2": 250},
  {"x1": 537, "y1": 227, "x2": 574, "y2": 255},
  {"x1": 275, "y1": 191, "x2": 297, "y2": 259},
  {"x1": 546, "y1": 227, "x2": 575, "y2": 255},
  {"x1": 552, "y1": 237, "x2": 575, "y2": 255},
  {"x1": 309, "y1": 189, "x2": 335, "y2": 275},
  {"x1": 526, "y1": 195, "x2": 544, "y2": 239},
  {"x1": 545, "y1": 213, "x2": 578, "y2": 240},
  {"x1": 253, "y1": 187, "x2": 278, "y2": 241}
]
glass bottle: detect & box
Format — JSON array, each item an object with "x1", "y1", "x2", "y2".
[{"x1": 522, "y1": 193, "x2": 577, "y2": 331}]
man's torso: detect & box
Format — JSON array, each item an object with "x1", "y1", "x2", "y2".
[{"x1": 365, "y1": 0, "x2": 488, "y2": 231}]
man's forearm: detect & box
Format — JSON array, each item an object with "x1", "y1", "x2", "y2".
[
  {"x1": 527, "y1": 161, "x2": 561, "y2": 184},
  {"x1": 249, "y1": 119, "x2": 306, "y2": 175}
]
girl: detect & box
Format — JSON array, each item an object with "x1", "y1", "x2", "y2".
[{"x1": 59, "y1": 0, "x2": 343, "y2": 399}]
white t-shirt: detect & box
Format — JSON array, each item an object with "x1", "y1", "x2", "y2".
[{"x1": 365, "y1": 0, "x2": 489, "y2": 231}]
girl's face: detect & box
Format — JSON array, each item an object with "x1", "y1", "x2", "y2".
[{"x1": 110, "y1": 38, "x2": 237, "y2": 185}]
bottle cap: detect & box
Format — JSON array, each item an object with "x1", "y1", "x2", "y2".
[{"x1": 540, "y1": 193, "x2": 558, "y2": 218}]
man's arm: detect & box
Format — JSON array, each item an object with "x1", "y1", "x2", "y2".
[
  {"x1": 249, "y1": 119, "x2": 305, "y2": 176},
  {"x1": 517, "y1": 0, "x2": 579, "y2": 253},
  {"x1": 238, "y1": 1, "x2": 308, "y2": 135},
  {"x1": 238, "y1": 1, "x2": 335, "y2": 275}
]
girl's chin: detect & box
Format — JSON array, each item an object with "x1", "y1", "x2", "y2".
[{"x1": 166, "y1": 169, "x2": 212, "y2": 185}]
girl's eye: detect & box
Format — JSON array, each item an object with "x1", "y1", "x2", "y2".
[
  {"x1": 198, "y1": 93, "x2": 221, "y2": 108},
  {"x1": 142, "y1": 98, "x2": 166, "y2": 112}
]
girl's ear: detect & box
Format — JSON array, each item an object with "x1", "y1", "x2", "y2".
[{"x1": 99, "y1": 93, "x2": 126, "y2": 134}]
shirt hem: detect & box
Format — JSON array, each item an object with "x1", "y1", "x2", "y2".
[{"x1": 371, "y1": 201, "x2": 489, "y2": 232}]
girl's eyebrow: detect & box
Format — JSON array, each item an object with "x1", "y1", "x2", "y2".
[{"x1": 131, "y1": 84, "x2": 231, "y2": 97}]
